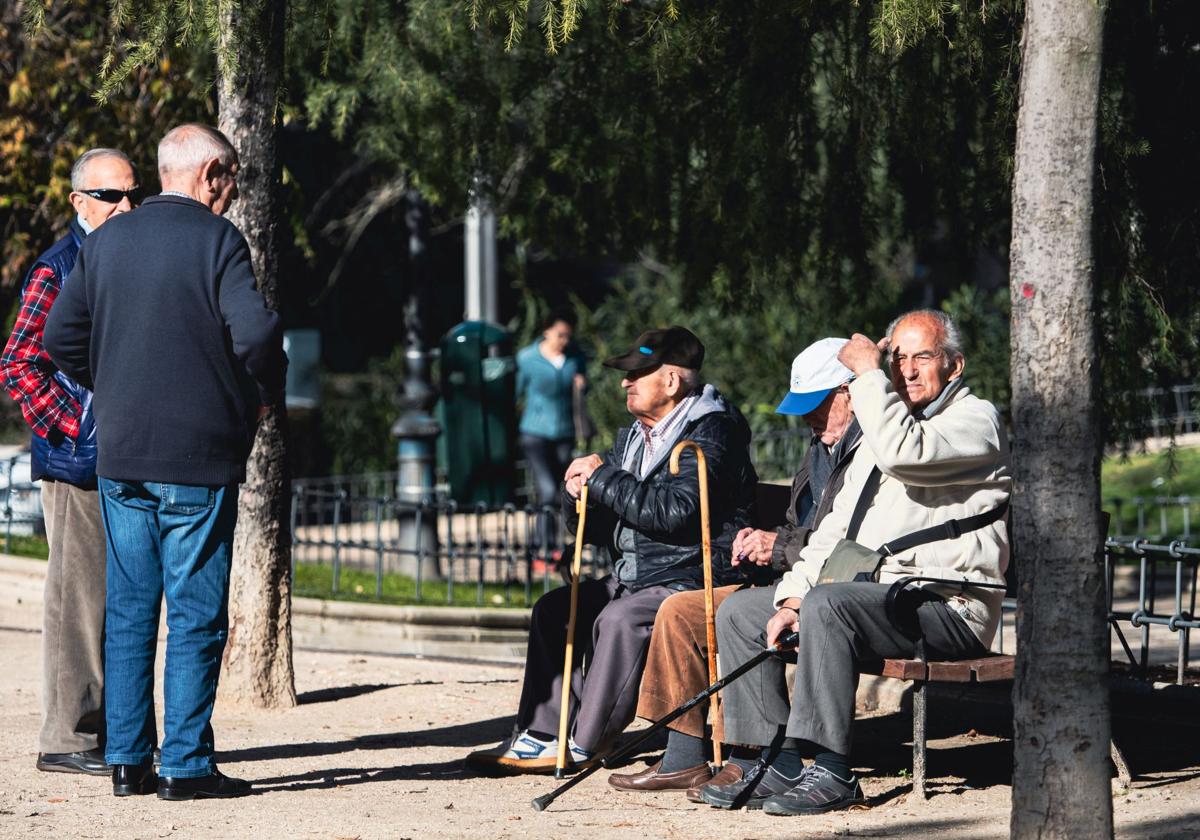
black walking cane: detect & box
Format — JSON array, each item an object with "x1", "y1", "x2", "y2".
[{"x1": 530, "y1": 631, "x2": 800, "y2": 812}]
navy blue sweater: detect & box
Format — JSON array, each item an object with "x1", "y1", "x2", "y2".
[{"x1": 44, "y1": 195, "x2": 286, "y2": 486}]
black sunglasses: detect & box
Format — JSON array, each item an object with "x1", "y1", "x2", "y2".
[{"x1": 80, "y1": 187, "x2": 143, "y2": 205}]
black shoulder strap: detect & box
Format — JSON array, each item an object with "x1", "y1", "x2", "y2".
[
  {"x1": 846, "y1": 462, "x2": 1009, "y2": 556},
  {"x1": 845, "y1": 465, "x2": 882, "y2": 542},
  {"x1": 877, "y1": 500, "x2": 1010, "y2": 557}
]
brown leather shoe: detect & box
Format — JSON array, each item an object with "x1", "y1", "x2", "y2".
[
  {"x1": 608, "y1": 759, "x2": 713, "y2": 792},
  {"x1": 687, "y1": 761, "x2": 743, "y2": 802}
]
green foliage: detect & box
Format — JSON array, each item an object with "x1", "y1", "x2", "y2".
[
  {"x1": 1, "y1": 2, "x2": 211, "y2": 290},
  {"x1": 1102, "y1": 446, "x2": 1200, "y2": 537},
  {"x1": 22, "y1": 0, "x2": 258, "y2": 103},
  {"x1": 318, "y1": 346, "x2": 406, "y2": 476},
  {"x1": 0, "y1": 534, "x2": 51, "y2": 560},
  {"x1": 941, "y1": 283, "x2": 1010, "y2": 409},
  {"x1": 293, "y1": 561, "x2": 543, "y2": 608}
]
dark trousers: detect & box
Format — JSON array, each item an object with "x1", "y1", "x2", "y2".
[
  {"x1": 39, "y1": 480, "x2": 106, "y2": 753},
  {"x1": 517, "y1": 574, "x2": 675, "y2": 751},
  {"x1": 718, "y1": 583, "x2": 986, "y2": 756},
  {"x1": 520, "y1": 434, "x2": 573, "y2": 548}
]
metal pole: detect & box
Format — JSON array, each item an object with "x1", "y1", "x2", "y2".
[
  {"x1": 393, "y1": 190, "x2": 441, "y2": 582},
  {"x1": 464, "y1": 174, "x2": 498, "y2": 324}
]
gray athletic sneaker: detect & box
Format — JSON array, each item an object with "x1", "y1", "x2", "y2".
[
  {"x1": 762, "y1": 765, "x2": 866, "y2": 816},
  {"x1": 700, "y1": 759, "x2": 807, "y2": 810}
]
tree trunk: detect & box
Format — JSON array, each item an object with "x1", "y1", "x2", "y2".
[
  {"x1": 217, "y1": 0, "x2": 296, "y2": 709},
  {"x1": 1009, "y1": 1, "x2": 1109, "y2": 837}
]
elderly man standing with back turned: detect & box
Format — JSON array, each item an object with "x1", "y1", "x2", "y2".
[
  {"x1": 1, "y1": 148, "x2": 139, "y2": 777},
  {"x1": 468, "y1": 326, "x2": 757, "y2": 774},
  {"x1": 44, "y1": 124, "x2": 286, "y2": 801},
  {"x1": 700, "y1": 310, "x2": 1010, "y2": 816}
]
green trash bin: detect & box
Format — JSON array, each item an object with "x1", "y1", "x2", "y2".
[{"x1": 439, "y1": 321, "x2": 517, "y2": 507}]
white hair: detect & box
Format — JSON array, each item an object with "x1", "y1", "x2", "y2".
[
  {"x1": 887, "y1": 309, "x2": 964, "y2": 363},
  {"x1": 71, "y1": 148, "x2": 133, "y2": 190},
  {"x1": 157, "y1": 124, "x2": 237, "y2": 177},
  {"x1": 665, "y1": 364, "x2": 701, "y2": 394}
]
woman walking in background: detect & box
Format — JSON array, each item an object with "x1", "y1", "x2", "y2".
[{"x1": 516, "y1": 310, "x2": 588, "y2": 559}]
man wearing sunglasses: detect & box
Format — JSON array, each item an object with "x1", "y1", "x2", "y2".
[{"x1": 0, "y1": 148, "x2": 139, "y2": 778}]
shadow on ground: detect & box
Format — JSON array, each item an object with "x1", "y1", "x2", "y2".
[
  {"x1": 250, "y1": 759, "x2": 471, "y2": 793},
  {"x1": 217, "y1": 715, "x2": 514, "y2": 764},
  {"x1": 297, "y1": 683, "x2": 401, "y2": 705}
]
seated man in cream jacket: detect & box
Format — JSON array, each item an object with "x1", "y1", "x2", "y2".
[{"x1": 698, "y1": 309, "x2": 1011, "y2": 817}]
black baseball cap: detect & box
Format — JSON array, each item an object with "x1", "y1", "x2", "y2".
[{"x1": 602, "y1": 326, "x2": 705, "y2": 372}]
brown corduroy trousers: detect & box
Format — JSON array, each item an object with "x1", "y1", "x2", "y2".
[
  {"x1": 39, "y1": 479, "x2": 106, "y2": 753},
  {"x1": 634, "y1": 583, "x2": 745, "y2": 740}
]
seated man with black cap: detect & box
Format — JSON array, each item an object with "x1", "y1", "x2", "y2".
[{"x1": 467, "y1": 325, "x2": 757, "y2": 774}]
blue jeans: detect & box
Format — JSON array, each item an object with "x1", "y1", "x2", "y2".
[{"x1": 99, "y1": 478, "x2": 238, "y2": 778}]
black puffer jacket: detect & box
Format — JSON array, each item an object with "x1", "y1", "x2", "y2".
[{"x1": 563, "y1": 385, "x2": 757, "y2": 591}]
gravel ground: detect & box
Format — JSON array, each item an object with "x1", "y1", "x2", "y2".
[{"x1": 1, "y1": 627, "x2": 1197, "y2": 840}]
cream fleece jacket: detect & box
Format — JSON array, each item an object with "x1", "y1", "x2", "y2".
[{"x1": 773, "y1": 369, "x2": 1013, "y2": 647}]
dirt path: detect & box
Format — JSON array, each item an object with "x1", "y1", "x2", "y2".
[{"x1": 0, "y1": 627, "x2": 1195, "y2": 839}]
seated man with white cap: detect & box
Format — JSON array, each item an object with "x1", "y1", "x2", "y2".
[{"x1": 607, "y1": 338, "x2": 860, "y2": 798}]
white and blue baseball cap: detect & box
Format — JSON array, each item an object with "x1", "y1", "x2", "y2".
[{"x1": 775, "y1": 337, "x2": 854, "y2": 416}]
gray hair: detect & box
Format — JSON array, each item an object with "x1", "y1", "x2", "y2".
[
  {"x1": 70, "y1": 148, "x2": 133, "y2": 190},
  {"x1": 666, "y1": 365, "x2": 701, "y2": 394},
  {"x1": 887, "y1": 309, "x2": 964, "y2": 363},
  {"x1": 157, "y1": 124, "x2": 237, "y2": 177}
]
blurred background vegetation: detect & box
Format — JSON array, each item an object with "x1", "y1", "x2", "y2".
[{"x1": 2, "y1": 0, "x2": 1198, "y2": 478}]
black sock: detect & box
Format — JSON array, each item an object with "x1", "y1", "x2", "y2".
[
  {"x1": 526, "y1": 729, "x2": 556, "y2": 742},
  {"x1": 813, "y1": 749, "x2": 853, "y2": 781},
  {"x1": 727, "y1": 745, "x2": 760, "y2": 772},
  {"x1": 660, "y1": 729, "x2": 706, "y2": 772},
  {"x1": 771, "y1": 746, "x2": 806, "y2": 780}
]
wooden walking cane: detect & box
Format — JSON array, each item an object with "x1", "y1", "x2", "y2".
[
  {"x1": 668, "y1": 440, "x2": 722, "y2": 769},
  {"x1": 555, "y1": 483, "x2": 589, "y2": 779}
]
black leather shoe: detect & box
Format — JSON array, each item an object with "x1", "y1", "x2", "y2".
[
  {"x1": 36, "y1": 749, "x2": 110, "y2": 776},
  {"x1": 158, "y1": 768, "x2": 251, "y2": 801},
  {"x1": 113, "y1": 763, "x2": 158, "y2": 796}
]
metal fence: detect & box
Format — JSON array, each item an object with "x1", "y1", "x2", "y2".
[
  {"x1": 1106, "y1": 537, "x2": 1199, "y2": 685},
  {"x1": 0, "y1": 454, "x2": 45, "y2": 551},
  {"x1": 1137, "y1": 384, "x2": 1200, "y2": 438},
  {"x1": 1105, "y1": 495, "x2": 1200, "y2": 541},
  {"x1": 289, "y1": 476, "x2": 608, "y2": 607}
]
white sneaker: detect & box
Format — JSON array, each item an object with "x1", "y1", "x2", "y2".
[{"x1": 466, "y1": 730, "x2": 593, "y2": 775}]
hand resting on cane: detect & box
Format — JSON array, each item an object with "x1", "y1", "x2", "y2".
[
  {"x1": 765, "y1": 598, "x2": 802, "y2": 650},
  {"x1": 564, "y1": 454, "x2": 603, "y2": 499}
]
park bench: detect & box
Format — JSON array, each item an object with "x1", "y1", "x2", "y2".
[
  {"x1": 858, "y1": 574, "x2": 1014, "y2": 800},
  {"x1": 752, "y1": 482, "x2": 1023, "y2": 798}
]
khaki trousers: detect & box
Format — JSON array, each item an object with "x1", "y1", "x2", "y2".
[
  {"x1": 635, "y1": 583, "x2": 743, "y2": 741},
  {"x1": 39, "y1": 479, "x2": 106, "y2": 753}
]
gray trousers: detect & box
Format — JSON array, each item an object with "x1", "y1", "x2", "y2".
[
  {"x1": 517, "y1": 574, "x2": 675, "y2": 751},
  {"x1": 718, "y1": 583, "x2": 986, "y2": 756},
  {"x1": 39, "y1": 479, "x2": 106, "y2": 753}
]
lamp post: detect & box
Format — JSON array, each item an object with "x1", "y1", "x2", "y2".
[{"x1": 392, "y1": 190, "x2": 442, "y2": 581}]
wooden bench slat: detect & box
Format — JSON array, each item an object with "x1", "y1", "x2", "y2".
[
  {"x1": 877, "y1": 659, "x2": 928, "y2": 680},
  {"x1": 926, "y1": 660, "x2": 975, "y2": 682},
  {"x1": 869, "y1": 654, "x2": 1015, "y2": 684},
  {"x1": 971, "y1": 655, "x2": 1015, "y2": 681}
]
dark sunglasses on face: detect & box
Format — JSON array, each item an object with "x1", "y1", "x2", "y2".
[{"x1": 80, "y1": 187, "x2": 143, "y2": 205}]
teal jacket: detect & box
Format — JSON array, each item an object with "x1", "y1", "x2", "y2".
[{"x1": 516, "y1": 340, "x2": 586, "y2": 440}]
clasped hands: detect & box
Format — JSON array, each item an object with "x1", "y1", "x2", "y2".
[
  {"x1": 564, "y1": 454, "x2": 603, "y2": 499},
  {"x1": 731, "y1": 527, "x2": 778, "y2": 568}
]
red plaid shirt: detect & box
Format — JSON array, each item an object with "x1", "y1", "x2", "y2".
[{"x1": 0, "y1": 265, "x2": 81, "y2": 440}]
